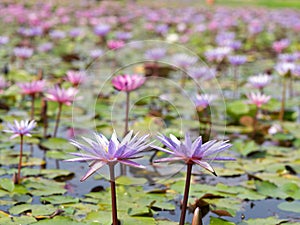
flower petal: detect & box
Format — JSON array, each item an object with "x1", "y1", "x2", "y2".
[{"x1": 80, "y1": 161, "x2": 106, "y2": 182}]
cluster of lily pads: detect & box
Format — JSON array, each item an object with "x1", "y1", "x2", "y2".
[{"x1": 0, "y1": 1, "x2": 300, "y2": 225}]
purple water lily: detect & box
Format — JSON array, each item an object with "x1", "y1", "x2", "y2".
[
  {"x1": 3, "y1": 120, "x2": 36, "y2": 184},
  {"x1": 153, "y1": 133, "x2": 233, "y2": 175},
  {"x1": 4, "y1": 120, "x2": 36, "y2": 140},
  {"x1": 66, "y1": 130, "x2": 150, "y2": 181},
  {"x1": 66, "y1": 130, "x2": 150, "y2": 225},
  {"x1": 153, "y1": 133, "x2": 233, "y2": 225}
]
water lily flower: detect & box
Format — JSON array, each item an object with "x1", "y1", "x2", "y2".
[
  {"x1": 49, "y1": 30, "x2": 66, "y2": 40},
  {"x1": 107, "y1": 40, "x2": 125, "y2": 50},
  {"x1": 45, "y1": 86, "x2": 78, "y2": 106},
  {"x1": 66, "y1": 130, "x2": 150, "y2": 225},
  {"x1": 13, "y1": 47, "x2": 34, "y2": 59},
  {"x1": 172, "y1": 53, "x2": 198, "y2": 69},
  {"x1": 247, "y1": 74, "x2": 272, "y2": 90},
  {"x1": 228, "y1": 55, "x2": 247, "y2": 66},
  {"x1": 18, "y1": 80, "x2": 46, "y2": 119},
  {"x1": 275, "y1": 62, "x2": 295, "y2": 77},
  {"x1": 144, "y1": 48, "x2": 166, "y2": 61},
  {"x1": 37, "y1": 42, "x2": 53, "y2": 53},
  {"x1": 66, "y1": 130, "x2": 150, "y2": 181},
  {"x1": 18, "y1": 80, "x2": 45, "y2": 95},
  {"x1": 115, "y1": 31, "x2": 132, "y2": 41},
  {"x1": 3, "y1": 120, "x2": 36, "y2": 139},
  {"x1": 205, "y1": 47, "x2": 232, "y2": 63},
  {"x1": 94, "y1": 24, "x2": 111, "y2": 37},
  {"x1": 246, "y1": 92, "x2": 271, "y2": 108},
  {"x1": 3, "y1": 119, "x2": 36, "y2": 184},
  {"x1": 0, "y1": 36, "x2": 9, "y2": 45},
  {"x1": 112, "y1": 74, "x2": 146, "y2": 92},
  {"x1": 153, "y1": 133, "x2": 233, "y2": 175},
  {"x1": 45, "y1": 86, "x2": 78, "y2": 137},
  {"x1": 65, "y1": 70, "x2": 86, "y2": 87},
  {"x1": 90, "y1": 49, "x2": 104, "y2": 59},
  {"x1": 194, "y1": 94, "x2": 216, "y2": 110},
  {"x1": 272, "y1": 39, "x2": 290, "y2": 54},
  {"x1": 153, "y1": 133, "x2": 233, "y2": 225},
  {"x1": 278, "y1": 53, "x2": 297, "y2": 63},
  {"x1": 69, "y1": 28, "x2": 83, "y2": 38},
  {"x1": 188, "y1": 67, "x2": 216, "y2": 80},
  {"x1": 112, "y1": 74, "x2": 146, "y2": 134}
]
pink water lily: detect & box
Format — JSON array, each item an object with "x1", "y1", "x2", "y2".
[
  {"x1": 45, "y1": 86, "x2": 78, "y2": 137},
  {"x1": 112, "y1": 74, "x2": 146, "y2": 92},
  {"x1": 65, "y1": 70, "x2": 86, "y2": 87},
  {"x1": 112, "y1": 74, "x2": 146, "y2": 134},
  {"x1": 45, "y1": 86, "x2": 78, "y2": 106},
  {"x1": 247, "y1": 92, "x2": 271, "y2": 108},
  {"x1": 18, "y1": 80, "x2": 45, "y2": 95}
]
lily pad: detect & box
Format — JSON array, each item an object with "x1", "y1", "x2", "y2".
[
  {"x1": 0, "y1": 178, "x2": 15, "y2": 192},
  {"x1": 277, "y1": 201, "x2": 300, "y2": 213}
]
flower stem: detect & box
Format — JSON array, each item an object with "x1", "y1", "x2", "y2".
[
  {"x1": 233, "y1": 66, "x2": 239, "y2": 98},
  {"x1": 41, "y1": 99, "x2": 48, "y2": 138},
  {"x1": 253, "y1": 106, "x2": 259, "y2": 134},
  {"x1": 180, "y1": 71, "x2": 186, "y2": 88},
  {"x1": 279, "y1": 78, "x2": 286, "y2": 122},
  {"x1": 289, "y1": 76, "x2": 293, "y2": 98},
  {"x1": 30, "y1": 94, "x2": 35, "y2": 120},
  {"x1": 124, "y1": 92, "x2": 130, "y2": 136},
  {"x1": 179, "y1": 162, "x2": 193, "y2": 225},
  {"x1": 109, "y1": 164, "x2": 118, "y2": 225},
  {"x1": 53, "y1": 103, "x2": 63, "y2": 137},
  {"x1": 17, "y1": 135, "x2": 24, "y2": 184}
]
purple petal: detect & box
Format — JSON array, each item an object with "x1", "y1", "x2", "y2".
[
  {"x1": 119, "y1": 159, "x2": 145, "y2": 169},
  {"x1": 205, "y1": 156, "x2": 235, "y2": 161},
  {"x1": 154, "y1": 156, "x2": 184, "y2": 163},
  {"x1": 192, "y1": 159, "x2": 215, "y2": 174},
  {"x1": 150, "y1": 145, "x2": 173, "y2": 154},
  {"x1": 80, "y1": 161, "x2": 106, "y2": 182}
]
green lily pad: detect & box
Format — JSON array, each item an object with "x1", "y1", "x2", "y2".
[
  {"x1": 0, "y1": 215, "x2": 37, "y2": 225},
  {"x1": 115, "y1": 176, "x2": 147, "y2": 186},
  {"x1": 0, "y1": 178, "x2": 15, "y2": 192},
  {"x1": 31, "y1": 216, "x2": 86, "y2": 225},
  {"x1": 40, "y1": 138, "x2": 76, "y2": 151},
  {"x1": 210, "y1": 217, "x2": 235, "y2": 225},
  {"x1": 277, "y1": 201, "x2": 300, "y2": 213},
  {"x1": 40, "y1": 195, "x2": 79, "y2": 205},
  {"x1": 237, "y1": 216, "x2": 284, "y2": 225}
]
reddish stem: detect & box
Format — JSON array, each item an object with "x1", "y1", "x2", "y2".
[
  {"x1": 179, "y1": 162, "x2": 193, "y2": 225},
  {"x1": 53, "y1": 103, "x2": 63, "y2": 137},
  {"x1": 17, "y1": 135, "x2": 24, "y2": 184},
  {"x1": 109, "y1": 164, "x2": 118, "y2": 225}
]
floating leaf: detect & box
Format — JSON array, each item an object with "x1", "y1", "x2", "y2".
[
  {"x1": 209, "y1": 217, "x2": 235, "y2": 225},
  {"x1": 40, "y1": 138, "x2": 76, "y2": 151},
  {"x1": 0, "y1": 215, "x2": 37, "y2": 225},
  {"x1": 40, "y1": 195, "x2": 79, "y2": 205},
  {"x1": 115, "y1": 176, "x2": 147, "y2": 186},
  {"x1": 238, "y1": 216, "x2": 284, "y2": 225},
  {"x1": 277, "y1": 201, "x2": 300, "y2": 213},
  {"x1": 0, "y1": 178, "x2": 15, "y2": 192}
]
